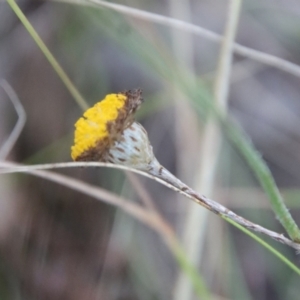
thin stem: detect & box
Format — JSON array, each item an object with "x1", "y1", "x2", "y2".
[
  {"x1": 6, "y1": 0, "x2": 88, "y2": 111},
  {"x1": 54, "y1": 0, "x2": 300, "y2": 78},
  {"x1": 175, "y1": 1, "x2": 241, "y2": 299},
  {"x1": 170, "y1": 0, "x2": 202, "y2": 297},
  {"x1": 127, "y1": 173, "x2": 210, "y2": 299},
  {"x1": 213, "y1": 0, "x2": 241, "y2": 109},
  {"x1": 224, "y1": 217, "x2": 300, "y2": 276},
  {"x1": 223, "y1": 120, "x2": 300, "y2": 242},
  {"x1": 126, "y1": 172, "x2": 157, "y2": 211},
  {"x1": 149, "y1": 163, "x2": 300, "y2": 252},
  {"x1": 167, "y1": 236, "x2": 210, "y2": 300},
  {"x1": 0, "y1": 81, "x2": 26, "y2": 159},
  {"x1": 1, "y1": 161, "x2": 300, "y2": 252}
]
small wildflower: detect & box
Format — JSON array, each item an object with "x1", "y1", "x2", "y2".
[
  {"x1": 71, "y1": 89, "x2": 159, "y2": 171},
  {"x1": 70, "y1": 90, "x2": 300, "y2": 251}
]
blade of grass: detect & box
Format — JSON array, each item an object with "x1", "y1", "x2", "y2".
[
  {"x1": 127, "y1": 172, "x2": 210, "y2": 299},
  {"x1": 223, "y1": 119, "x2": 300, "y2": 242},
  {"x1": 126, "y1": 173, "x2": 208, "y2": 298},
  {"x1": 226, "y1": 227, "x2": 253, "y2": 300},
  {"x1": 223, "y1": 216, "x2": 300, "y2": 276},
  {"x1": 6, "y1": 0, "x2": 88, "y2": 111}
]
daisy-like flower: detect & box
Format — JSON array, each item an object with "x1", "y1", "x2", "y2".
[{"x1": 71, "y1": 89, "x2": 160, "y2": 171}]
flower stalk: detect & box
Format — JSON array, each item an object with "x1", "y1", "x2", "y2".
[{"x1": 69, "y1": 89, "x2": 300, "y2": 251}]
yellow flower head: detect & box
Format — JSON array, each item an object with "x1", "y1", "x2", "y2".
[{"x1": 71, "y1": 89, "x2": 143, "y2": 161}]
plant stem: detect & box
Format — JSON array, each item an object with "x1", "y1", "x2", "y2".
[
  {"x1": 6, "y1": 0, "x2": 88, "y2": 111},
  {"x1": 149, "y1": 163, "x2": 300, "y2": 251},
  {"x1": 223, "y1": 120, "x2": 300, "y2": 242},
  {"x1": 84, "y1": 0, "x2": 300, "y2": 78},
  {"x1": 2, "y1": 161, "x2": 300, "y2": 250},
  {"x1": 224, "y1": 217, "x2": 300, "y2": 276}
]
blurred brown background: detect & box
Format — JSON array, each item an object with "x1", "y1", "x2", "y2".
[{"x1": 1, "y1": 0, "x2": 300, "y2": 299}]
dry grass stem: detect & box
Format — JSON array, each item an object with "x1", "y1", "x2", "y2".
[
  {"x1": 213, "y1": 0, "x2": 241, "y2": 109},
  {"x1": 125, "y1": 172, "x2": 158, "y2": 212},
  {"x1": 0, "y1": 161, "x2": 210, "y2": 296},
  {"x1": 175, "y1": 2, "x2": 241, "y2": 298},
  {"x1": 0, "y1": 161, "x2": 167, "y2": 233},
  {"x1": 1, "y1": 161, "x2": 300, "y2": 251},
  {"x1": 0, "y1": 80, "x2": 26, "y2": 160},
  {"x1": 58, "y1": 0, "x2": 300, "y2": 78},
  {"x1": 148, "y1": 165, "x2": 300, "y2": 252}
]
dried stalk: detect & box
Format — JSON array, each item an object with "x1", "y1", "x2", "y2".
[
  {"x1": 0, "y1": 80, "x2": 26, "y2": 160},
  {"x1": 6, "y1": 0, "x2": 88, "y2": 111},
  {"x1": 1, "y1": 161, "x2": 300, "y2": 252},
  {"x1": 0, "y1": 161, "x2": 210, "y2": 298},
  {"x1": 66, "y1": 0, "x2": 300, "y2": 78},
  {"x1": 148, "y1": 164, "x2": 300, "y2": 252}
]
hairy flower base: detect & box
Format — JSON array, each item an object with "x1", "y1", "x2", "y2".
[{"x1": 103, "y1": 122, "x2": 159, "y2": 171}]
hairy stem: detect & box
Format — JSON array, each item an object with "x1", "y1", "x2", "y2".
[
  {"x1": 148, "y1": 163, "x2": 300, "y2": 251},
  {"x1": 1, "y1": 161, "x2": 300, "y2": 251}
]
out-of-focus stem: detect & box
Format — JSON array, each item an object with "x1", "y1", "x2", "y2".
[
  {"x1": 6, "y1": 0, "x2": 88, "y2": 111},
  {"x1": 223, "y1": 120, "x2": 300, "y2": 242},
  {"x1": 2, "y1": 161, "x2": 300, "y2": 251},
  {"x1": 148, "y1": 163, "x2": 300, "y2": 251}
]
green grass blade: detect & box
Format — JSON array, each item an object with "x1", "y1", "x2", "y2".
[
  {"x1": 170, "y1": 240, "x2": 210, "y2": 300},
  {"x1": 223, "y1": 216, "x2": 300, "y2": 276},
  {"x1": 6, "y1": 0, "x2": 88, "y2": 111},
  {"x1": 223, "y1": 120, "x2": 300, "y2": 242}
]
